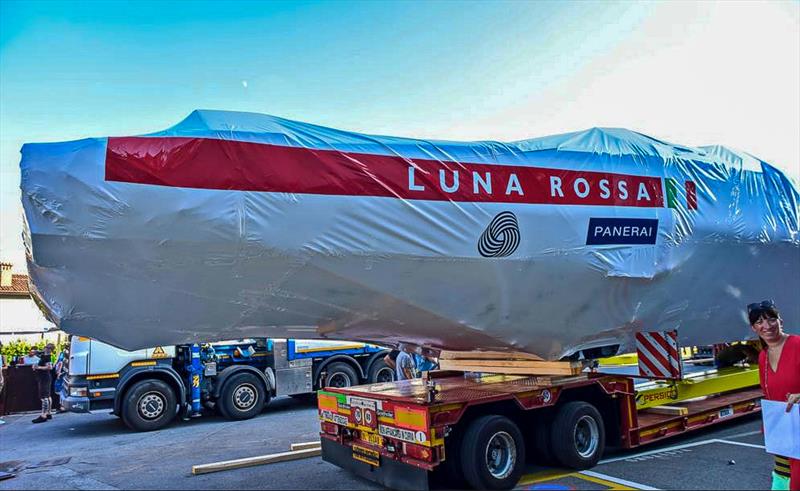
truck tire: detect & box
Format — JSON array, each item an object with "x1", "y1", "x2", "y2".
[
  {"x1": 121, "y1": 379, "x2": 177, "y2": 432},
  {"x1": 368, "y1": 359, "x2": 395, "y2": 384},
  {"x1": 550, "y1": 401, "x2": 605, "y2": 469},
  {"x1": 219, "y1": 372, "x2": 267, "y2": 420},
  {"x1": 459, "y1": 415, "x2": 525, "y2": 490},
  {"x1": 323, "y1": 362, "x2": 358, "y2": 388}
]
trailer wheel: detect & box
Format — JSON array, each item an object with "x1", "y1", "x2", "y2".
[
  {"x1": 460, "y1": 415, "x2": 526, "y2": 490},
  {"x1": 531, "y1": 416, "x2": 555, "y2": 465},
  {"x1": 323, "y1": 362, "x2": 358, "y2": 388},
  {"x1": 435, "y1": 427, "x2": 466, "y2": 489},
  {"x1": 121, "y1": 379, "x2": 177, "y2": 432},
  {"x1": 219, "y1": 372, "x2": 267, "y2": 420},
  {"x1": 550, "y1": 401, "x2": 605, "y2": 469},
  {"x1": 368, "y1": 359, "x2": 395, "y2": 383}
]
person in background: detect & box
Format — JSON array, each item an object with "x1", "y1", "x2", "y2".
[
  {"x1": 53, "y1": 345, "x2": 68, "y2": 410},
  {"x1": 22, "y1": 347, "x2": 40, "y2": 365},
  {"x1": 383, "y1": 349, "x2": 400, "y2": 371},
  {"x1": 0, "y1": 341, "x2": 5, "y2": 425},
  {"x1": 395, "y1": 344, "x2": 416, "y2": 381},
  {"x1": 31, "y1": 343, "x2": 55, "y2": 424},
  {"x1": 414, "y1": 349, "x2": 438, "y2": 376},
  {"x1": 747, "y1": 300, "x2": 800, "y2": 491}
]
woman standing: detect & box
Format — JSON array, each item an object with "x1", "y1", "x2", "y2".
[{"x1": 748, "y1": 300, "x2": 800, "y2": 490}]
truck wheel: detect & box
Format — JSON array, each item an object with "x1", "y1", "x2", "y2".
[
  {"x1": 219, "y1": 372, "x2": 267, "y2": 420},
  {"x1": 323, "y1": 362, "x2": 358, "y2": 388},
  {"x1": 550, "y1": 401, "x2": 605, "y2": 469},
  {"x1": 121, "y1": 379, "x2": 177, "y2": 432},
  {"x1": 460, "y1": 415, "x2": 525, "y2": 490},
  {"x1": 368, "y1": 359, "x2": 395, "y2": 383}
]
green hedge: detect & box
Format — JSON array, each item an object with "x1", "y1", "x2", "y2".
[{"x1": 1, "y1": 338, "x2": 68, "y2": 361}]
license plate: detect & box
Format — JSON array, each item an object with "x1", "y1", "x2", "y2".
[
  {"x1": 361, "y1": 432, "x2": 383, "y2": 447},
  {"x1": 353, "y1": 444, "x2": 380, "y2": 467}
]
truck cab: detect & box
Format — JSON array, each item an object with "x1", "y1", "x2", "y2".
[{"x1": 61, "y1": 336, "x2": 391, "y2": 431}]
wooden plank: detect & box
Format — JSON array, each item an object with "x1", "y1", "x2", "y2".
[
  {"x1": 439, "y1": 350, "x2": 543, "y2": 361},
  {"x1": 191, "y1": 448, "x2": 321, "y2": 475},
  {"x1": 643, "y1": 405, "x2": 689, "y2": 416},
  {"x1": 443, "y1": 365, "x2": 578, "y2": 376},
  {"x1": 439, "y1": 359, "x2": 581, "y2": 375},
  {"x1": 290, "y1": 441, "x2": 321, "y2": 451}
]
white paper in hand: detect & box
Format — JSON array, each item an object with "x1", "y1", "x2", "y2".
[{"x1": 762, "y1": 399, "x2": 800, "y2": 459}]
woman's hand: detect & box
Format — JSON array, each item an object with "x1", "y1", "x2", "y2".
[{"x1": 787, "y1": 393, "x2": 800, "y2": 412}]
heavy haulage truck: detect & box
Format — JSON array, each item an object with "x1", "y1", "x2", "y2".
[
  {"x1": 316, "y1": 346, "x2": 762, "y2": 490},
  {"x1": 61, "y1": 336, "x2": 393, "y2": 431}
]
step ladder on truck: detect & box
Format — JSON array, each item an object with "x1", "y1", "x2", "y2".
[{"x1": 316, "y1": 330, "x2": 763, "y2": 490}]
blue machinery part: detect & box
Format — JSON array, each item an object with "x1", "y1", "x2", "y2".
[{"x1": 186, "y1": 344, "x2": 203, "y2": 417}]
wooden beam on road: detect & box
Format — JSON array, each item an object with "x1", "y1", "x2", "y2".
[
  {"x1": 191, "y1": 447, "x2": 321, "y2": 475},
  {"x1": 290, "y1": 441, "x2": 322, "y2": 451}
]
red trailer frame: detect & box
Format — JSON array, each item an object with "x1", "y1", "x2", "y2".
[{"x1": 317, "y1": 369, "x2": 762, "y2": 490}]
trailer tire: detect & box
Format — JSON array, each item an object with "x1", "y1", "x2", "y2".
[
  {"x1": 323, "y1": 362, "x2": 358, "y2": 389},
  {"x1": 550, "y1": 401, "x2": 605, "y2": 469},
  {"x1": 368, "y1": 359, "x2": 395, "y2": 384},
  {"x1": 121, "y1": 379, "x2": 177, "y2": 432},
  {"x1": 219, "y1": 372, "x2": 267, "y2": 420},
  {"x1": 531, "y1": 416, "x2": 556, "y2": 465},
  {"x1": 460, "y1": 415, "x2": 525, "y2": 490},
  {"x1": 435, "y1": 427, "x2": 466, "y2": 489}
]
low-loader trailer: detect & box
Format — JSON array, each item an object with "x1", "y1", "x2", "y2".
[{"x1": 317, "y1": 364, "x2": 761, "y2": 490}]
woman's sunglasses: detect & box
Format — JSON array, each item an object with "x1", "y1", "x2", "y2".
[{"x1": 747, "y1": 300, "x2": 776, "y2": 313}]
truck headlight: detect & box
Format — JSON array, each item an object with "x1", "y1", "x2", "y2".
[{"x1": 70, "y1": 387, "x2": 88, "y2": 397}]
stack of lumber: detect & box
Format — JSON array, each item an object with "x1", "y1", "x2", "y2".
[{"x1": 438, "y1": 350, "x2": 582, "y2": 376}]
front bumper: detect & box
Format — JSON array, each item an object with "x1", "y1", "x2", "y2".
[
  {"x1": 320, "y1": 437, "x2": 429, "y2": 491},
  {"x1": 59, "y1": 385, "x2": 115, "y2": 413},
  {"x1": 59, "y1": 390, "x2": 91, "y2": 413}
]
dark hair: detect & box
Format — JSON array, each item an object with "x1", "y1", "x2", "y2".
[{"x1": 747, "y1": 300, "x2": 780, "y2": 325}]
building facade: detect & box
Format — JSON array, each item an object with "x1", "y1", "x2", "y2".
[{"x1": 0, "y1": 262, "x2": 63, "y2": 343}]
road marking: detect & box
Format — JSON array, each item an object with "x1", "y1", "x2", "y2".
[
  {"x1": 517, "y1": 468, "x2": 575, "y2": 485},
  {"x1": 599, "y1": 439, "x2": 714, "y2": 464},
  {"x1": 600, "y1": 435, "x2": 766, "y2": 466},
  {"x1": 715, "y1": 439, "x2": 765, "y2": 450},
  {"x1": 580, "y1": 470, "x2": 660, "y2": 490},
  {"x1": 721, "y1": 429, "x2": 762, "y2": 440}
]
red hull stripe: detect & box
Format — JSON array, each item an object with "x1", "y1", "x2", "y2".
[{"x1": 106, "y1": 137, "x2": 665, "y2": 207}]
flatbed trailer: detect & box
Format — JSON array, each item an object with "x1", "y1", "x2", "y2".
[{"x1": 317, "y1": 366, "x2": 761, "y2": 490}]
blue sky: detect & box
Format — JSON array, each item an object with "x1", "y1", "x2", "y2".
[{"x1": 1, "y1": 0, "x2": 798, "y2": 268}]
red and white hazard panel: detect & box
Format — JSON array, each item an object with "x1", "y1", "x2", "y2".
[{"x1": 636, "y1": 330, "x2": 682, "y2": 379}]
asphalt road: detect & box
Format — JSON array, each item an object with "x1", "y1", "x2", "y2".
[{"x1": 0, "y1": 396, "x2": 772, "y2": 490}]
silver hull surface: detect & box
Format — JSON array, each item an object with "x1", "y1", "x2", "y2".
[{"x1": 21, "y1": 111, "x2": 800, "y2": 359}]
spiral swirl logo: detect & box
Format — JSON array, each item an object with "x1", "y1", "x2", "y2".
[{"x1": 478, "y1": 211, "x2": 520, "y2": 257}]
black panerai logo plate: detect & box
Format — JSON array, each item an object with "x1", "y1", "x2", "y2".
[
  {"x1": 586, "y1": 218, "x2": 658, "y2": 245},
  {"x1": 479, "y1": 211, "x2": 520, "y2": 257}
]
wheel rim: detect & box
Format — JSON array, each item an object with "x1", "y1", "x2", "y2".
[
  {"x1": 574, "y1": 415, "x2": 600, "y2": 458},
  {"x1": 484, "y1": 431, "x2": 516, "y2": 480},
  {"x1": 233, "y1": 383, "x2": 258, "y2": 411},
  {"x1": 375, "y1": 367, "x2": 394, "y2": 383},
  {"x1": 138, "y1": 391, "x2": 166, "y2": 420},
  {"x1": 328, "y1": 372, "x2": 352, "y2": 388}
]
